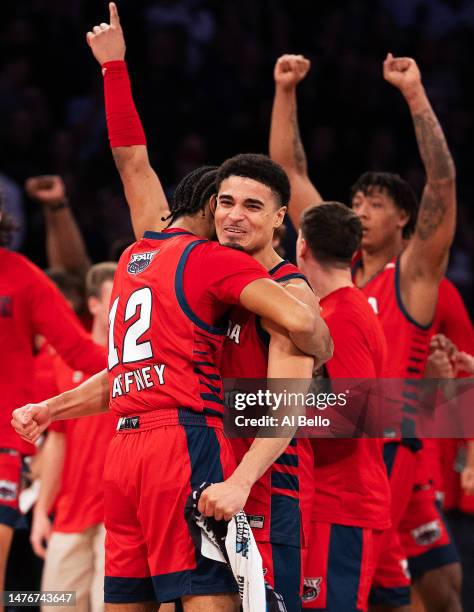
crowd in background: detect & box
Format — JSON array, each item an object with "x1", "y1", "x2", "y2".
[{"x1": 0, "y1": 0, "x2": 473, "y2": 313}]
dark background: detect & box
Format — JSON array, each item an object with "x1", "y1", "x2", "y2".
[{"x1": 0, "y1": 0, "x2": 473, "y2": 312}]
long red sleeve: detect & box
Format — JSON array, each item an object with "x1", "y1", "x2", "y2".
[{"x1": 102, "y1": 60, "x2": 146, "y2": 147}]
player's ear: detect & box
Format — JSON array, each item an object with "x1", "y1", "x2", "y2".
[
  {"x1": 87, "y1": 296, "x2": 99, "y2": 316},
  {"x1": 208, "y1": 193, "x2": 217, "y2": 217},
  {"x1": 274, "y1": 205, "x2": 287, "y2": 228},
  {"x1": 296, "y1": 231, "x2": 308, "y2": 259},
  {"x1": 397, "y1": 208, "x2": 409, "y2": 232}
]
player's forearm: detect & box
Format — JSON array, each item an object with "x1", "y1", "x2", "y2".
[
  {"x1": 43, "y1": 205, "x2": 91, "y2": 278},
  {"x1": 35, "y1": 434, "x2": 65, "y2": 514},
  {"x1": 229, "y1": 437, "x2": 294, "y2": 491},
  {"x1": 270, "y1": 85, "x2": 308, "y2": 176},
  {"x1": 406, "y1": 86, "x2": 456, "y2": 185},
  {"x1": 102, "y1": 61, "x2": 170, "y2": 238},
  {"x1": 48, "y1": 369, "x2": 109, "y2": 421},
  {"x1": 289, "y1": 313, "x2": 333, "y2": 368}
]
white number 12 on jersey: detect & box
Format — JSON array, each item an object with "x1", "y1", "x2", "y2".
[{"x1": 108, "y1": 287, "x2": 153, "y2": 369}]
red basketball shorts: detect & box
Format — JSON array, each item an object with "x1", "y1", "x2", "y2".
[
  {"x1": 0, "y1": 449, "x2": 22, "y2": 528},
  {"x1": 103, "y1": 409, "x2": 238, "y2": 604},
  {"x1": 302, "y1": 521, "x2": 380, "y2": 611}
]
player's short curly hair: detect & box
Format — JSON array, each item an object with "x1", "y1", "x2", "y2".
[
  {"x1": 0, "y1": 191, "x2": 16, "y2": 247},
  {"x1": 301, "y1": 202, "x2": 362, "y2": 268},
  {"x1": 164, "y1": 165, "x2": 218, "y2": 224},
  {"x1": 350, "y1": 172, "x2": 419, "y2": 239},
  {"x1": 216, "y1": 153, "x2": 291, "y2": 208}
]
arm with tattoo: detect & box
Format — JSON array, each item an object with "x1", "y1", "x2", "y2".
[
  {"x1": 383, "y1": 54, "x2": 456, "y2": 324},
  {"x1": 270, "y1": 54, "x2": 323, "y2": 231}
]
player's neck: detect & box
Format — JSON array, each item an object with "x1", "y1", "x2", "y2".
[
  {"x1": 304, "y1": 264, "x2": 353, "y2": 300},
  {"x1": 252, "y1": 244, "x2": 283, "y2": 271},
  {"x1": 91, "y1": 319, "x2": 107, "y2": 347},
  {"x1": 168, "y1": 216, "x2": 209, "y2": 238},
  {"x1": 358, "y1": 239, "x2": 403, "y2": 286}
]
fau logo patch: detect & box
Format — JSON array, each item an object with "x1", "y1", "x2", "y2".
[
  {"x1": 0, "y1": 296, "x2": 13, "y2": 317},
  {"x1": 127, "y1": 251, "x2": 159, "y2": 275}
]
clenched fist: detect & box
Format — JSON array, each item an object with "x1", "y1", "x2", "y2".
[
  {"x1": 383, "y1": 53, "x2": 422, "y2": 98},
  {"x1": 11, "y1": 402, "x2": 52, "y2": 444},
  {"x1": 25, "y1": 175, "x2": 66, "y2": 206},
  {"x1": 86, "y1": 2, "x2": 125, "y2": 66},
  {"x1": 274, "y1": 54, "x2": 311, "y2": 91}
]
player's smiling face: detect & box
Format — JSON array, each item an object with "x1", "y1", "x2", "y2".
[
  {"x1": 351, "y1": 187, "x2": 408, "y2": 252},
  {"x1": 214, "y1": 175, "x2": 286, "y2": 254}
]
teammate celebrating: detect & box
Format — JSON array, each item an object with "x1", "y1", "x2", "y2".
[
  {"x1": 31, "y1": 264, "x2": 116, "y2": 612},
  {"x1": 270, "y1": 53, "x2": 459, "y2": 611},
  {"x1": 0, "y1": 196, "x2": 105, "y2": 609},
  {"x1": 84, "y1": 8, "x2": 334, "y2": 609},
  {"x1": 295, "y1": 202, "x2": 391, "y2": 612},
  {"x1": 12, "y1": 157, "x2": 331, "y2": 610}
]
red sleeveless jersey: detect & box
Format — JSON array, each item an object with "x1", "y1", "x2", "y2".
[
  {"x1": 221, "y1": 259, "x2": 314, "y2": 544},
  {"x1": 108, "y1": 230, "x2": 267, "y2": 418},
  {"x1": 432, "y1": 278, "x2": 474, "y2": 512},
  {"x1": 353, "y1": 254, "x2": 433, "y2": 447},
  {"x1": 352, "y1": 255, "x2": 433, "y2": 378}
]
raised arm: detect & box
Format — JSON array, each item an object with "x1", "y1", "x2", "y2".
[
  {"x1": 87, "y1": 2, "x2": 169, "y2": 239},
  {"x1": 384, "y1": 55, "x2": 457, "y2": 324},
  {"x1": 270, "y1": 54, "x2": 323, "y2": 231},
  {"x1": 25, "y1": 175, "x2": 91, "y2": 278}
]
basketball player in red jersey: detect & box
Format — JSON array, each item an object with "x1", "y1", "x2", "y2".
[
  {"x1": 12, "y1": 164, "x2": 332, "y2": 611},
  {"x1": 209, "y1": 153, "x2": 317, "y2": 611},
  {"x1": 295, "y1": 203, "x2": 391, "y2": 612},
  {"x1": 398, "y1": 279, "x2": 473, "y2": 610},
  {"x1": 83, "y1": 10, "x2": 331, "y2": 610},
  {"x1": 270, "y1": 53, "x2": 459, "y2": 611},
  {"x1": 0, "y1": 198, "x2": 105, "y2": 610},
  {"x1": 32, "y1": 264, "x2": 115, "y2": 610}
]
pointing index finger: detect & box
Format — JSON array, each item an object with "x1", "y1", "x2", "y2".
[{"x1": 109, "y1": 2, "x2": 120, "y2": 27}]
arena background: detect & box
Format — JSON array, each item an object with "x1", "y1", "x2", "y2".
[{"x1": 1, "y1": 0, "x2": 473, "y2": 314}]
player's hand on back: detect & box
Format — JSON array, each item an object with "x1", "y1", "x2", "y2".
[
  {"x1": 198, "y1": 479, "x2": 251, "y2": 522},
  {"x1": 11, "y1": 402, "x2": 52, "y2": 444},
  {"x1": 25, "y1": 175, "x2": 66, "y2": 207},
  {"x1": 86, "y1": 2, "x2": 125, "y2": 66},
  {"x1": 274, "y1": 54, "x2": 311, "y2": 91},
  {"x1": 383, "y1": 53, "x2": 422, "y2": 98}
]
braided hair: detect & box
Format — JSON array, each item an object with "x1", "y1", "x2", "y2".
[{"x1": 163, "y1": 165, "x2": 218, "y2": 225}]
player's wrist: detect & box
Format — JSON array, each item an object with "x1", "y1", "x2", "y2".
[
  {"x1": 403, "y1": 85, "x2": 428, "y2": 111},
  {"x1": 44, "y1": 198, "x2": 68, "y2": 212},
  {"x1": 101, "y1": 59, "x2": 127, "y2": 72}
]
